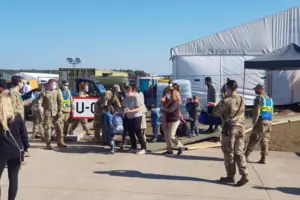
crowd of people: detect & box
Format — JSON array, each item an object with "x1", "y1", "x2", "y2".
[{"x1": 0, "y1": 74, "x2": 274, "y2": 199}]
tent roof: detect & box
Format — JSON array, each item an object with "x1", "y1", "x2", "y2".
[
  {"x1": 13, "y1": 72, "x2": 59, "y2": 80},
  {"x1": 244, "y1": 43, "x2": 300, "y2": 70},
  {"x1": 170, "y1": 6, "x2": 300, "y2": 57}
]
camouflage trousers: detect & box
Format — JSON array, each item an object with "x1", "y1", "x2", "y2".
[
  {"x1": 56, "y1": 112, "x2": 71, "y2": 136},
  {"x1": 72, "y1": 119, "x2": 89, "y2": 135},
  {"x1": 93, "y1": 114, "x2": 106, "y2": 143},
  {"x1": 43, "y1": 112, "x2": 63, "y2": 143},
  {"x1": 32, "y1": 110, "x2": 44, "y2": 138},
  {"x1": 245, "y1": 124, "x2": 271, "y2": 157},
  {"x1": 221, "y1": 128, "x2": 248, "y2": 178}
]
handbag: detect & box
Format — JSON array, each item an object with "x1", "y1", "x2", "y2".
[{"x1": 4, "y1": 129, "x2": 24, "y2": 164}]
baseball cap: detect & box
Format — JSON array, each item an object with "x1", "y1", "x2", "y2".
[
  {"x1": 253, "y1": 84, "x2": 264, "y2": 90},
  {"x1": 112, "y1": 84, "x2": 121, "y2": 92},
  {"x1": 62, "y1": 80, "x2": 69, "y2": 86}
]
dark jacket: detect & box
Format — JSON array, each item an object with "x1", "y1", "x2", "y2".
[
  {"x1": 187, "y1": 102, "x2": 201, "y2": 120},
  {"x1": 162, "y1": 99, "x2": 180, "y2": 123},
  {"x1": 0, "y1": 114, "x2": 29, "y2": 155}
]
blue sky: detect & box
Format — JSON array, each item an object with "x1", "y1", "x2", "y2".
[{"x1": 0, "y1": 0, "x2": 299, "y2": 74}]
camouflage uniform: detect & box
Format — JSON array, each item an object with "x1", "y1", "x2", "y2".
[
  {"x1": 93, "y1": 90, "x2": 121, "y2": 144},
  {"x1": 213, "y1": 91, "x2": 248, "y2": 185},
  {"x1": 38, "y1": 88, "x2": 65, "y2": 149},
  {"x1": 71, "y1": 91, "x2": 90, "y2": 135},
  {"x1": 10, "y1": 86, "x2": 32, "y2": 120},
  {"x1": 245, "y1": 93, "x2": 272, "y2": 163},
  {"x1": 32, "y1": 93, "x2": 44, "y2": 139},
  {"x1": 57, "y1": 88, "x2": 73, "y2": 136}
]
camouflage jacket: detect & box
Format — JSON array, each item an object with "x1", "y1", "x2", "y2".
[
  {"x1": 10, "y1": 86, "x2": 32, "y2": 119},
  {"x1": 252, "y1": 93, "x2": 272, "y2": 125},
  {"x1": 94, "y1": 90, "x2": 121, "y2": 116},
  {"x1": 38, "y1": 89, "x2": 63, "y2": 117},
  {"x1": 213, "y1": 91, "x2": 245, "y2": 129}
]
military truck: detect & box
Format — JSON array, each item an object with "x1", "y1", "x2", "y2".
[{"x1": 59, "y1": 68, "x2": 128, "y2": 96}]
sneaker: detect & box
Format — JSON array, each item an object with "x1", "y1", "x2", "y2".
[
  {"x1": 151, "y1": 138, "x2": 158, "y2": 143},
  {"x1": 110, "y1": 150, "x2": 115, "y2": 154},
  {"x1": 136, "y1": 149, "x2": 146, "y2": 155},
  {"x1": 128, "y1": 149, "x2": 138, "y2": 153}
]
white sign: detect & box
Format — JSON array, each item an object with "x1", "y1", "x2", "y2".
[{"x1": 72, "y1": 97, "x2": 99, "y2": 119}]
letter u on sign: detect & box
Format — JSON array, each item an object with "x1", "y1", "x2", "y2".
[{"x1": 72, "y1": 97, "x2": 99, "y2": 119}]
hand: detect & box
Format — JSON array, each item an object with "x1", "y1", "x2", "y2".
[
  {"x1": 161, "y1": 96, "x2": 166, "y2": 102},
  {"x1": 207, "y1": 102, "x2": 216, "y2": 107},
  {"x1": 124, "y1": 108, "x2": 130, "y2": 112}
]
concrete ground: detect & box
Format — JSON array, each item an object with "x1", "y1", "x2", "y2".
[{"x1": 1, "y1": 144, "x2": 299, "y2": 200}]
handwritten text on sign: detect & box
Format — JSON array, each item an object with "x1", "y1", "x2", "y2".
[{"x1": 72, "y1": 97, "x2": 99, "y2": 119}]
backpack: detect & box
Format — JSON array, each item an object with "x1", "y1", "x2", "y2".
[{"x1": 112, "y1": 113, "x2": 124, "y2": 135}]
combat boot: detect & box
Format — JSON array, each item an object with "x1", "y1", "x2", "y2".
[
  {"x1": 245, "y1": 155, "x2": 250, "y2": 163},
  {"x1": 237, "y1": 174, "x2": 249, "y2": 186},
  {"x1": 57, "y1": 137, "x2": 67, "y2": 148},
  {"x1": 257, "y1": 155, "x2": 266, "y2": 164},
  {"x1": 219, "y1": 176, "x2": 235, "y2": 183},
  {"x1": 45, "y1": 142, "x2": 52, "y2": 150}
]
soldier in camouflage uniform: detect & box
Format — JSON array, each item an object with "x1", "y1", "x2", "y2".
[
  {"x1": 71, "y1": 82, "x2": 90, "y2": 135},
  {"x1": 212, "y1": 80, "x2": 249, "y2": 186},
  {"x1": 32, "y1": 87, "x2": 44, "y2": 140},
  {"x1": 94, "y1": 89, "x2": 121, "y2": 144},
  {"x1": 38, "y1": 79, "x2": 66, "y2": 149},
  {"x1": 57, "y1": 80, "x2": 73, "y2": 138},
  {"x1": 10, "y1": 75, "x2": 33, "y2": 120},
  {"x1": 245, "y1": 84, "x2": 273, "y2": 164}
]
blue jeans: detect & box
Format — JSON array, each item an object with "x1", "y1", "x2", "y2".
[
  {"x1": 152, "y1": 124, "x2": 159, "y2": 139},
  {"x1": 106, "y1": 128, "x2": 115, "y2": 151},
  {"x1": 190, "y1": 118, "x2": 199, "y2": 134}
]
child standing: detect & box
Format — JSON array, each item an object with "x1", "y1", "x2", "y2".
[
  {"x1": 103, "y1": 105, "x2": 116, "y2": 153},
  {"x1": 187, "y1": 96, "x2": 201, "y2": 137},
  {"x1": 150, "y1": 104, "x2": 161, "y2": 142}
]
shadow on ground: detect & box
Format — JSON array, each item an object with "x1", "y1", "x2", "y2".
[
  {"x1": 253, "y1": 186, "x2": 300, "y2": 196},
  {"x1": 296, "y1": 153, "x2": 300, "y2": 157},
  {"x1": 150, "y1": 153, "x2": 223, "y2": 161},
  {"x1": 94, "y1": 170, "x2": 229, "y2": 186}
]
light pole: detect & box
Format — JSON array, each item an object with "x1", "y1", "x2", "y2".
[{"x1": 66, "y1": 57, "x2": 81, "y2": 68}]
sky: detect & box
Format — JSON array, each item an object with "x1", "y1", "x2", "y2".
[{"x1": 0, "y1": 0, "x2": 299, "y2": 74}]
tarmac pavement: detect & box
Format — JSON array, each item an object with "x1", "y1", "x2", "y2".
[{"x1": 0, "y1": 144, "x2": 299, "y2": 200}]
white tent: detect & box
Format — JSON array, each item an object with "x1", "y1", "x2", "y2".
[
  {"x1": 171, "y1": 6, "x2": 300, "y2": 106},
  {"x1": 13, "y1": 72, "x2": 59, "y2": 83}
]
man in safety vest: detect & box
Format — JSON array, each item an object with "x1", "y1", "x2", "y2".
[
  {"x1": 245, "y1": 84, "x2": 273, "y2": 164},
  {"x1": 221, "y1": 78, "x2": 230, "y2": 99},
  {"x1": 57, "y1": 80, "x2": 73, "y2": 147},
  {"x1": 71, "y1": 82, "x2": 90, "y2": 135}
]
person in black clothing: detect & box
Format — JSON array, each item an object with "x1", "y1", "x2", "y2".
[
  {"x1": 0, "y1": 95, "x2": 29, "y2": 200},
  {"x1": 187, "y1": 96, "x2": 201, "y2": 137}
]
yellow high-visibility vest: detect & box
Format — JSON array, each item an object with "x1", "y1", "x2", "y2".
[
  {"x1": 59, "y1": 89, "x2": 71, "y2": 108},
  {"x1": 259, "y1": 96, "x2": 273, "y2": 120}
]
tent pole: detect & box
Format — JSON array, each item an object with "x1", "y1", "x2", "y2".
[
  {"x1": 292, "y1": 71, "x2": 295, "y2": 104},
  {"x1": 243, "y1": 68, "x2": 246, "y2": 98}
]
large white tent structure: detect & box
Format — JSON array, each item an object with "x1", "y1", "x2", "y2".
[{"x1": 170, "y1": 6, "x2": 300, "y2": 106}]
